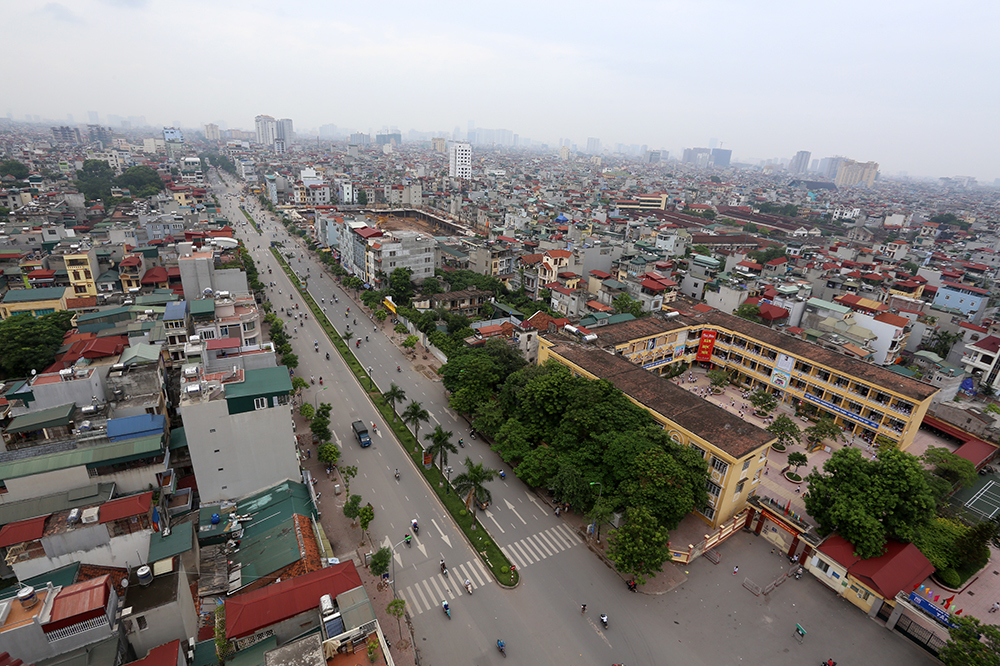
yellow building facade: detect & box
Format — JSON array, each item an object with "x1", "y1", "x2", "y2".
[
  {"x1": 538, "y1": 339, "x2": 775, "y2": 528},
  {"x1": 63, "y1": 248, "x2": 99, "y2": 297},
  {"x1": 0, "y1": 286, "x2": 70, "y2": 319}
]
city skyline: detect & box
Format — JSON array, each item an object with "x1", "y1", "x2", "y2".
[{"x1": 7, "y1": 0, "x2": 999, "y2": 181}]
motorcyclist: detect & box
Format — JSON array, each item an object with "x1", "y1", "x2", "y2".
[
  {"x1": 411, "y1": 519, "x2": 418, "y2": 533},
  {"x1": 600, "y1": 613, "x2": 608, "y2": 626},
  {"x1": 326, "y1": 352, "x2": 330, "y2": 360},
  {"x1": 440, "y1": 559, "x2": 446, "y2": 573},
  {"x1": 499, "y1": 470, "x2": 506, "y2": 479},
  {"x1": 394, "y1": 468, "x2": 399, "y2": 479},
  {"x1": 404, "y1": 533, "x2": 411, "y2": 545}
]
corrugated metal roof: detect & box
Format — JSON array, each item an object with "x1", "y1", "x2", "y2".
[
  {"x1": 1, "y1": 286, "x2": 66, "y2": 302},
  {"x1": 0, "y1": 513, "x2": 50, "y2": 547},
  {"x1": 47, "y1": 575, "x2": 110, "y2": 625},
  {"x1": 0, "y1": 434, "x2": 163, "y2": 481},
  {"x1": 224, "y1": 366, "x2": 292, "y2": 400},
  {"x1": 99, "y1": 491, "x2": 153, "y2": 523},
  {"x1": 147, "y1": 520, "x2": 193, "y2": 563},
  {"x1": 5, "y1": 402, "x2": 76, "y2": 434},
  {"x1": 0, "y1": 483, "x2": 114, "y2": 528}
]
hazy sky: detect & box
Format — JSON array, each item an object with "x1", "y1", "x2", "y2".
[{"x1": 8, "y1": 0, "x2": 999, "y2": 180}]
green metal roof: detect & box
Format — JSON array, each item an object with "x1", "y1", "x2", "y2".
[
  {"x1": 148, "y1": 520, "x2": 194, "y2": 563},
  {"x1": 198, "y1": 480, "x2": 313, "y2": 542},
  {"x1": 224, "y1": 366, "x2": 292, "y2": 400},
  {"x1": 6, "y1": 403, "x2": 76, "y2": 434},
  {"x1": 234, "y1": 518, "x2": 303, "y2": 588},
  {"x1": 0, "y1": 483, "x2": 114, "y2": 527},
  {"x1": 189, "y1": 299, "x2": 215, "y2": 316},
  {"x1": 1, "y1": 286, "x2": 66, "y2": 302},
  {"x1": 169, "y1": 426, "x2": 188, "y2": 451},
  {"x1": 120, "y1": 343, "x2": 161, "y2": 366},
  {"x1": 0, "y1": 434, "x2": 163, "y2": 481},
  {"x1": 806, "y1": 297, "x2": 851, "y2": 314},
  {"x1": 0, "y1": 563, "x2": 81, "y2": 600},
  {"x1": 227, "y1": 636, "x2": 277, "y2": 666},
  {"x1": 76, "y1": 306, "x2": 129, "y2": 322},
  {"x1": 136, "y1": 293, "x2": 178, "y2": 306},
  {"x1": 191, "y1": 639, "x2": 221, "y2": 666}
]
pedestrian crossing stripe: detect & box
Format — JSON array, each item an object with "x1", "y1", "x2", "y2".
[{"x1": 399, "y1": 526, "x2": 580, "y2": 615}]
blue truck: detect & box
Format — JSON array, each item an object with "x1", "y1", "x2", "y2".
[{"x1": 352, "y1": 420, "x2": 371, "y2": 447}]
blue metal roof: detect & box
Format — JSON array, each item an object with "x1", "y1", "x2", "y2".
[
  {"x1": 106, "y1": 414, "x2": 166, "y2": 441},
  {"x1": 163, "y1": 300, "x2": 188, "y2": 321}
]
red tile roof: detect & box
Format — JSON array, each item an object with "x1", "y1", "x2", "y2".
[
  {"x1": 99, "y1": 492, "x2": 153, "y2": 523},
  {"x1": 0, "y1": 513, "x2": 50, "y2": 548},
  {"x1": 141, "y1": 266, "x2": 169, "y2": 284},
  {"x1": 757, "y1": 303, "x2": 789, "y2": 321},
  {"x1": 226, "y1": 562, "x2": 362, "y2": 639},
  {"x1": 130, "y1": 640, "x2": 181, "y2": 666},
  {"x1": 971, "y1": 335, "x2": 1000, "y2": 354}
]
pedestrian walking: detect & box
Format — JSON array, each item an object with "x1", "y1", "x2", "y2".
[
  {"x1": 733, "y1": 566, "x2": 739, "y2": 575},
  {"x1": 990, "y1": 601, "x2": 999, "y2": 613}
]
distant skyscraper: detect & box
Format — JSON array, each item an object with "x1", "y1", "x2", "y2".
[
  {"x1": 789, "y1": 150, "x2": 811, "y2": 175},
  {"x1": 710, "y1": 148, "x2": 732, "y2": 168},
  {"x1": 432, "y1": 137, "x2": 447, "y2": 153},
  {"x1": 277, "y1": 118, "x2": 294, "y2": 143},
  {"x1": 682, "y1": 148, "x2": 711, "y2": 165},
  {"x1": 644, "y1": 150, "x2": 661, "y2": 164},
  {"x1": 350, "y1": 132, "x2": 370, "y2": 145},
  {"x1": 204, "y1": 123, "x2": 221, "y2": 142},
  {"x1": 586, "y1": 137, "x2": 601, "y2": 154},
  {"x1": 709, "y1": 138, "x2": 718, "y2": 150},
  {"x1": 87, "y1": 111, "x2": 99, "y2": 124},
  {"x1": 819, "y1": 156, "x2": 846, "y2": 179},
  {"x1": 810, "y1": 159, "x2": 819, "y2": 172},
  {"x1": 834, "y1": 160, "x2": 879, "y2": 188},
  {"x1": 255, "y1": 115, "x2": 277, "y2": 146},
  {"x1": 51, "y1": 126, "x2": 82, "y2": 144},
  {"x1": 449, "y1": 141, "x2": 472, "y2": 179}
]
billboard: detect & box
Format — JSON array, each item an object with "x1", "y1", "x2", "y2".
[{"x1": 695, "y1": 330, "x2": 717, "y2": 362}]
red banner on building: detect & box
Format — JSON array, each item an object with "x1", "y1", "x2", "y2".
[{"x1": 695, "y1": 330, "x2": 718, "y2": 362}]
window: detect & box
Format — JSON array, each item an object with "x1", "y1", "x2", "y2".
[
  {"x1": 742, "y1": 458, "x2": 752, "y2": 471},
  {"x1": 705, "y1": 480, "x2": 721, "y2": 497},
  {"x1": 814, "y1": 559, "x2": 830, "y2": 574},
  {"x1": 254, "y1": 397, "x2": 267, "y2": 410},
  {"x1": 136, "y1": 615, "x2": 148, "y2": 631},
  {"x1": 243, "y1": 321, "x2": 256, "y2": 332},
  {"x1": 711, "y1": 457, "x2": 729, "y2": 475},
  {"x1": 735, "y1": 480, "x2": 746, "y2": 496}
]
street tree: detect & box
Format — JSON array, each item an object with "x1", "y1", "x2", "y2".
[
  {"x1": 804, "y1": 447, "x2": 936, "y2": 558},
  {"x1": 343, "y1": 494, "x2": 362, "y2": 524},
  {"x1": 317, "y1": 443, "x2": 340, "y2": 466},
  {"x1": 281, "y1": 352, "x2": 298, "y2": 370},
  {"x1": 939, "y1": 615, "x2": 1000, "y2": 666},
  {"x1": 402, "y1": 334, "x2": 419, "y2": 349},
  {"x1": 749, "y1": 388, "x2": 777, "y2": 415},
  {"x1": 424, "y1": 425, "x2": 457, "y2": 469},
  {"x1": 767, "y1": 414, "x2": 801, "y2": 450},
  {"x1": 452, "y1": 456, "x2": 498, "y2": 519},
  {"x1": 340, "y1": 465, "x2": 358, "y2": 495},
  {"x1": 310, "y1": 413, "x2": 332, "y2": 443},
  {"x1": 621, "y1": 446, "x2": 708, "y2": 531},
  {"x1": 607, "y1": 505, "x2": 671, "y2": 585},
  {"x1": 299, "y1": 403, "x2": 315, "y2": 421},
  {"x1": 291, "y1": 376, "x2": 309, "y2": 394},
  {"x1": 375, "y1": 309, "x2": 388, "y2": 324},
  {"x1": 388, "y1": 267, "x2": 415, "y2": 306},
  {"x1": 382, "y1": 383, "x2": 406, "y2": 420},
  {"x1": 369, "y1": 547, "x2": 391, "y2": 578},
  {"x1": 386, "y1": 599, "x2": 406, "y2": 640},
  {"x1": 402, "y1": 401, "x2": 430, "y2": 444},
  {"x1": 358, "y1": 504, "x2": 375, "y2": 545}
]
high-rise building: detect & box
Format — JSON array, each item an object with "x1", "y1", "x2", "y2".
[
  {"x1": 449, "y1": 141, "x2": 472, "y2": 179},
  {"x1": 586, "y1": 137, "x2": 601, "y2": 154},
  {"x1": 375, "y1": 131, "x2": 401, "y2": 145},
  {"x1": 204, "y1": 123, "x2": 221, "y2": 142},
  {"x1": 87, "y1": 124, "x2": 113, "y2": 144},
  {"x1": 432, "y1": 137, "x2": 447, "y2": 153},
  {"x1": 349, "y1": 132, "x2": 371, "y2": 145},
  {"x1": 789, "y1": 150, "x2": 811, "y2": 175},
  {"x1": 51, "y1": 126, "x2": 82, "y2": 144},
  {"x1": 819, "y1": 156, "x2": 846, "y2": 179},
  {"x1": 277, "y1": 118, "x2": 294, "y2": 143},
  {"x1": 710, "y1": 148, "x2": 732, "y2": 168},
  {"x1": 835, "y1": 160, "x2": 879, "y2": 189},
  {"x1": 682, "y1": 148, "x2": 711, "y2": 167},
  {"x1": 255, "y1": 114, "x2": 277, "y2": 146}
]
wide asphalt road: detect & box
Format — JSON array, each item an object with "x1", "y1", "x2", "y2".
[{"x1": 207, "y1": 171, "x2": 667, "y2": 664}]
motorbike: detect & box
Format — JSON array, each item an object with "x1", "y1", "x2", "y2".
[
  {"x1": 397, "y1": 365, "x2": 401, "y2": 372},
  {"x1": 404, "y1": 534, "x2": 411, "y2": 547},
  {"x1": 794, "y1": 567, "x2": 803, "y2": 580},
  {"x1": 440, "y1": 560, "x2": 448, "y2": 576},
  {"x1": 310, "y1": 377, "x2": 315, "y2": 385},
  {"x1": 458, "y1": 439, "x2": 464, "y2": 448},
  {"x1": 356, "y1": 340, "x2": 361, "y2": 348},
  {"x1": 326, "y1": 352, "x2": 330, "y2": 360},
  {"x1": 470, "y1": 430, "x2": 477, "y2": 440},
  {"x1": 465, "y1": 580, "x2": 473, "y2": 595},
  {"x1": 394, "y1": 470, "x2": 400, "y2": 481},
  {"x1": 627, "y1": 580, "x2": 638, "y2": 592},
  {"x1": 412, "y1": 522, "x2": 419, "y2": 536},
  {"x1": 442, "y1": 601, "x2": 450, "y2": 619},
  {"x1": 497, "y1": 640, "x2": 506, "y2": 658},
  {"x1": 499, "y1": 470, "x2": 506, "y2": 480},
  {"x1": 600, "y1": 614, "x2": 608, "y2": 629},
  {"x1": 319, "y1": 377, "x2": 323, "y2": 385}
]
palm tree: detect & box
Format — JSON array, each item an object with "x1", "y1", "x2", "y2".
[
  {"x1": 342, "y1": 330, "x2": 354, "y2": 344},
  {"x1": 452, "y1": 457, "x2": 499, "y2": 520},
  {"x1": 382, "y1": 383, "x2": 406, "y2": 421},
  {"x1": 402, "y1": 401, "x2": 430, "y2": 444},
  {"x1": 424, "y1": 425, "x2": 456, "y2": 470}
]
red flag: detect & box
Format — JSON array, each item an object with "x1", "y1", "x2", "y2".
[
  {"x1": 955, "y1": 609, "x2": 963, "y2": 616},
  {"x1": 934, "y1": 595, "x2": 940, "y2": 602},
  {"x1": 943, "y1": 595, "x2": 955, "y2": 609},
  {"x1": 784, "y1": 499, "x2": 791, "y2": 515}
]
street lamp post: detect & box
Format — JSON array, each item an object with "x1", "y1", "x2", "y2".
[
  {"x1": 589, "y1": 481, "x2": 603, "y2": 543},
  {"x1": 368, "y1": 367, "x2": 374, "y2": 391},
  {"x1": 315, "y1": 386, "x2": 328, "y2": 409},
  {"x1": 444, "y1": 465, "x2": 453, "y2": 494},
  {"x1": 389, "y1": 537, "x2": 407, "y2": 599}
]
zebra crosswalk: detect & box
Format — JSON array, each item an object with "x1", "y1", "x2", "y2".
[
  {"x1": 500, "y1": 524, "x2": 582, "y2": 571},
  {"x1": 399, "y1": 558, "x2": 491, "y2": 615}
]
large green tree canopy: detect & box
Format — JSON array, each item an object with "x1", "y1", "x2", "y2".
[
  {"x1": 804, "y1": 447, "x2": 936, "y2": 558},
  {"x1": 0, "y1": 311, "x2": 75, "y2": 378}
]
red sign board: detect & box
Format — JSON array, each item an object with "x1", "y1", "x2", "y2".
[
  {"x1": 423, "y1": 450, "x2": 433, "y2": 467},
  {"x1": 695, "y1": 330, "x2": 717, "y2": 362}
]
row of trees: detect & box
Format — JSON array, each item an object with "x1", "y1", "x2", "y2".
[{"x1": 441, "y1": 339, "x2": 708, "y2": 582}]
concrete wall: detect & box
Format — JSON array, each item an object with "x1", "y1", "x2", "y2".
[
  {"x1": 127, "y1": 568, "x2": 198, "y2": 657},
  {"x1": 181, "y1": 399, "x2": 299, "y2": 503},
  {"x1": 14, "y1": 529, "x2": 151, "y2": 579},
  {"x1": 2, "y1": 466, "x2": 92, "y2": 503}
]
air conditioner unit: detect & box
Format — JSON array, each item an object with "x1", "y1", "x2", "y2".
[{"x1": 81, "y1": 507, "x2": 100, "y2": 524}]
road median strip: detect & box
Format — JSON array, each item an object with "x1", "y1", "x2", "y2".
[{"x1": 270, "y1": 248, "x2": 519, "y2": 587}]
